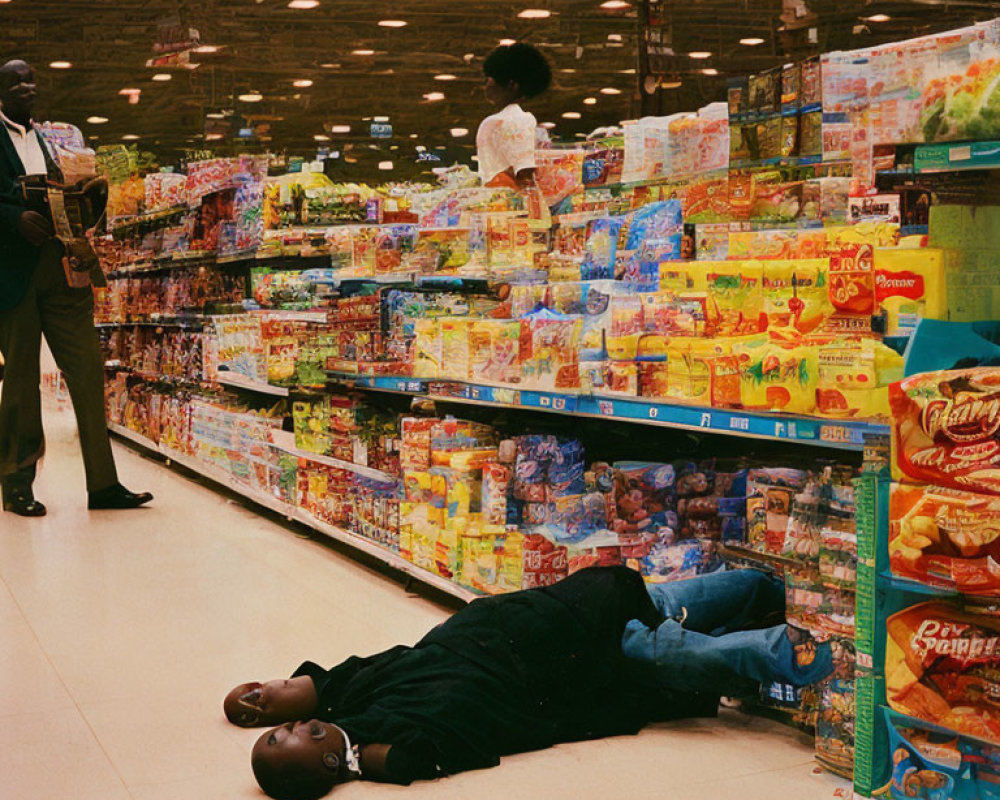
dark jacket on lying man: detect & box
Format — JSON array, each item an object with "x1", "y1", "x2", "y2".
[{"x1": 293, "y1": 566, "x2": 717, "y2": 784}]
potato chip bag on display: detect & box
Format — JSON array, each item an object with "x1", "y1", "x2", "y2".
[
  {"x1": 638, "y1": 293, "x2": 707, "y2": 358},
  {"x1": 826, "y1": 223, "x2": 900, "y2": 316},
  {"x1": 548, "y1": 281, "x2": 615, "y2": 361},
  {"x1": 439, "y1": 319, "x2": 471, "y2": 381},
  {"x1": 886, "y1": 602, "x2": 1000, "y2": 745},
  {"x1": 874, "y1": 248, "x2": 947, "y2": 338},
  {"x1": 468, "y1": 320, "x2": 521, "y2": 385},
  {"x1": 761, "y1": 259, "x2": 833, "y2": 334},
  {"x1": 660, "y1": 261, "x2": 707, "y2": 293},
  {"x1": 519, "y1": 309, "x2": 583, "y2": 391},
  {"x1": 890, "y1": 484, "x2": 1000, "y2": 595},
  {"x1": 705, "y1": 261, "x2": 766, "y2": 337},
  {"x1": 727, "y1": 228, "x2": 828, "y2": 261},
  {"x1": 738, "y1": 337, "x2": 819, "y2": 414},
  {"x1": 890, "y1": 368, "x2": 1000, "y2": 494},
  {"x1": 815, "y1": 338, "x2": 901, "y2": 419}
]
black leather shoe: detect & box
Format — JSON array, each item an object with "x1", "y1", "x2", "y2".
[
  {"x1": 88, "y1": 484, "x2": 153, "y2": 510},
  {"x1": 2, "y1": 487, "x2": 46, "y2": 517}
]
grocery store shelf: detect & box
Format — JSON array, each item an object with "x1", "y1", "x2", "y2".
[
  {"x1": 327, "y1": 373, "x2": 888, "y2": 451},
  {"x1": 108, "y1": 422, "x2": 476, "y2": 603},
  {"x1": 214, "y1": 371, "x2": 290, "y2": 396},
  {"x1": 269, "y1": 430, "x2": 398, "y2": 484}
]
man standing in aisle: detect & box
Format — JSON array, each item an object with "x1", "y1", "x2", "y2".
[{"x1": 0, "y1": 59, "x2": 152, "y2": 516}]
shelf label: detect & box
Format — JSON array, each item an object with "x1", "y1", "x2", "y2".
[
  {"x1": 538, "y1": 396, "x2": 551, "y2": 407},
  {"x1": 820, "y1": 424, "x2": 860, "y2": 445},
  {"x1": 699, "y1": 412, "x2": 712, "y2": 427},
  {"x1": 494, "y1": 388, "x2": 517, "y2": 405},
  {"x1": 648, "y1": 406, "x2": 658, "y2": 419},
  {"x1": 729, "y1": 416, "x2": 749, "y2": 431},
  {"x1": 553, "y1": 397, "x2": 567, "y2": 411},
  {"x1": 774, "y1": 422, "x2": 786, "y2": 438},
  {"x1": 598, "y1": 400, "x2": 615, "y2": 416}
]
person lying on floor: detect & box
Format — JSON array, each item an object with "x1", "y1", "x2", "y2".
[{"x1": 224, "y1": 565, "x2": 832, "y2": 800}]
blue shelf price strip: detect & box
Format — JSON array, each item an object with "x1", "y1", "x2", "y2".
[{"x1": 324, "y1": 373, "x2": 887, "y2": 451}]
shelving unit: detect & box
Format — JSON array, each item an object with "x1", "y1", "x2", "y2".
[{"x1": 108, "y1": 422, "x2": 477, "y2": 603}]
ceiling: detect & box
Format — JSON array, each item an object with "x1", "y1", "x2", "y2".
[{"x1": 3, "y1": 0, "x2": 1000, "y2": 179}]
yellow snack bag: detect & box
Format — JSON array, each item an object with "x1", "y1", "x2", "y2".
[
  {"x1": 439, "y1": 318, "x2": 471, "y2": 381},
  {"x1": 412, "y1": 318, "x2": 441, "y2": 378},
  {"x1": 704, "y1": 260, "x2": 766, "y2": 337},
  {"x1": 874, "y1": 247, "x2": 947, "y2": 337},
  {"x1": 761, "y1": 258, "x2": 833, "y2": 334},
  {"x1": 815, "y1": 337, "x2": 901, "y2": 419},
  {"x1": 737, "y1": 337, "x2": 818, "y2": 414}
]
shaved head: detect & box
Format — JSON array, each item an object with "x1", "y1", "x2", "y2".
[{"x1": 0, "y1": 59, "x2": 36, "y2": 125}]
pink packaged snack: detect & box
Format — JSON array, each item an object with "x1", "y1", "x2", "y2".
[{"x1": 482, "y1": 463, "x2": 511, "y2": 525}]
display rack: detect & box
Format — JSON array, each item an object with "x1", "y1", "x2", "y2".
[{"x1": 108, "y1": 422, "x2": 478, "y2": 603}]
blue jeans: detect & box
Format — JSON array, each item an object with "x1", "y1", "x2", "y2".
[{"x1": 621, "y1": 569, "x2": 834, "y2": 697}]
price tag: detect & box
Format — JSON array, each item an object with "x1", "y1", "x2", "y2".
[
  {"x1": 699, "y1": 412, "x2": 712, "y2": 427},
  {"x1": 648, "y1": 406, "x2": 658, "y2": 419},
  {"x1": 553, "y1": 397, "x2": 567, "y2": 411},
  {"x1": 774, "y1": 422, "x2": 786, "y2": 438},
  {"x1": 598, "y1": 400, "x2": 615, "y2": 416},
  {"x1": 538, "y1": 396, "x2": 552, "y2": 407},
  {"x1": 730, "y1": 416, "x2": 749, "y2": 431}
]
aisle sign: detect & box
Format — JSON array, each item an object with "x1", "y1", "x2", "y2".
[{"x1": 370, "y1": 123, "x2": 393, "y2": 139}]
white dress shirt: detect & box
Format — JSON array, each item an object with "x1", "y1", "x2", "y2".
[
  {"x1": 2, "y1": 112, "x2": 48, "y2": 176},
  {"x1": 475, "y1": 103, "x2": 537, "y2": 184}
]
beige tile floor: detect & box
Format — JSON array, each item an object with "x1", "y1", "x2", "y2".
[{"x1": 0, "y1": 410, "x2": 852, "y2": 800}]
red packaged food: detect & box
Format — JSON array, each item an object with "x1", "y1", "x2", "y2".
[
  {"x1": 891, "y1": 369, "x2": 1000, "y2": 495},
  {"x1": 886, "y1": 602, "x2": 1000, "y2": 745}
]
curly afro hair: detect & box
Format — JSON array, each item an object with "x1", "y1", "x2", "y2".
[{"x1": 483, "y1": 43, "x2": 552, "y2": 100}]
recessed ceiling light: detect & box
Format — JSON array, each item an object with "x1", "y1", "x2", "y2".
[
  {"x1": 518, "y1": 9, "x2": 551, "y2": 18},
  {"x1": 206, "y1": 112, "x2": 226, "y2": 119},
  {"x1": 574, "y1": 132, "x2": 587, "y2": 137},
  {"x1": 599, "y1": 87, "x2": 621, "y2": 95},
  {"x1": 378, "y1": 160, "x2": 394, "y2": 170},
  {"x1": 600, "y1": 0, "x2": 630, "y2": 8},
  {"x1": 688, "y1": 51, "x2": 712, "y2": 59},
  {"x1": 377, "y1": 19, "x2": 407, "y2": 27},
  {"x1": 205, "y1": 133, "x2": 224, "y2": 141},
  {"x1": 434, "y1": 74, "x2": 457, "y2": 81},
  {"x1": 119, "y1": 88, "x2": 141, "y2": 96},
  {"x1": 344, "y1": 156, "x2": 358, "y2": 163},
  {"x1": 540, "y1": 121, "x2": 556, "y2": 129},
  {"x1": 607, "y1": 34, "x2": 623, "y2": 42},
  {"x1": 352, "y1": 49, "x2": 375, "y2": 56},
  {"x1": 865, "y1": 13, "x2": 891, "y2": 22},
  {"x1": 330, "y1": 124, "x2": 351, "y2": 133},
  {"x1": 87, "y1": 116, "x2": 109, "y2": 124},
  {"x1": 185, "y1": 63, "x2": 201, "y2": 70},
  {"x1": 423, "y1": 92, "x2": 446, "y2": 101},
  {"x1": 320, "y1": 63, "x2": 340, "y2": 68},
  {"x1": 239, "y1": 92, "x2": 263, "y2": 102},
  {"x1": 618, "y1": 68, "x2": 636, "y2": 74},
  {"x1": 662, "y1": 80, "x2": 682, "y2": 89},
  {"x1": 583, "y1": 97, "x2": 597, "y2": 105},
  {"x1": 701, "y1": 68, "x2": 719, "y2": 75},
  {"x1": 293, "y1": 79, "x2": 313, "y2": 87},
  {"x1": 562, "y1": 111, "x2": 581, "y2": 119},
  {"x1": 498, "y1": 38, "x2": 517, "y2": 46},
  {"x1": 450, "y1": 127, "x2": 469, "y2": 137},
  {"x1": 373, "y1": 115, "x2": 390, "y2": 122},
  {"x1": 409, "y1": 133, "x2": 419, "y2": 139},
  {"x1": 740, "y1": 37, "x2": 765, "y2": 45},
  {"x1": 122, "y1": 134, "x2": 140, "y2": 141},
  {"x1": 314, "y1": 134, "x2": 330, "y2": 141},
  {"x1": 88, "y1": 135, "x2": 99, "y2": 141},
  {"x1": 152, "y1": 73, "x2": 172, "y2": 82},
  {"x1": 287, "y1": 0, "x2": 320, "y2": 8},
  {"x1": 194, "y1": 45, "x2": 221, "y2": 54},
  {"x1": 49, "y1": 61, "x2": 72, "y2": 69}
]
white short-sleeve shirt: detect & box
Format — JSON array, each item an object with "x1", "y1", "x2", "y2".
[{"x1": 475, "y1": 103, "x2": 537, "y2": 184}]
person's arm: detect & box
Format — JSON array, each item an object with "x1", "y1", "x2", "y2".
[{"x1": 359, "y1": 743, "x2": 446, "y2": 785}]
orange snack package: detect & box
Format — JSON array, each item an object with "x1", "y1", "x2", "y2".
[
  {"x1": 886, "y1": 602, "x2": 1000, "y2": 745},
  {"x1": 889, "y1": 484, "x2": 1000, "y2": 595},
  {"x1": 890, "y1": 368, "x2": 1000, "y2": 495}
]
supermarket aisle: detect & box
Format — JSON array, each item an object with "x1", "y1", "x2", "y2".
[{"x1": 0, "y1": 411, "x2": 849, "y2": 800}]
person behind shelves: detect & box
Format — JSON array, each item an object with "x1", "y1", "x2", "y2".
[
  {"x1": 225, "y1": 565, "x2": 833, "y2": 799},
  {"x1": 0, "y1": 59, "x2": 152, "y2": 516},
  {"x1": 476, "y1": 43, "x2": 552, "y2": 189}
]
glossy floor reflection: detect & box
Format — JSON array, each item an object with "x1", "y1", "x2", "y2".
[{"x1": 0, "y1": 410, "x2": 850, "y2": 800}]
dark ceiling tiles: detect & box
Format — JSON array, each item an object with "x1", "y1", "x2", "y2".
[{"x1": 2, "y1": 0, "x2": 1000, "y2": 160}]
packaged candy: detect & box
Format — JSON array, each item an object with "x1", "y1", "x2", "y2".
[
  {"x1": 548, "y1": 281, "x2": 615, "y2": 361},
  {"x1": 747, "y1": 468, "x2": 809, "y2": 554},
  {"x1": 518, "y1": 309, "x2": 582, "y2": 391},
  {"x1": 738, "y1": 337, "x2": 819, "y2": 414},
  {"x1": 727, "y1": 228, "x2": 827, "y2": 261},
  {"x1": 481, "y1": 463, "x2": 510, "y2": 526},
  {"x1": 816, "y1": 338, "x2": 902, "y2": 419},
  {"x1": 412, "y1": 318, "x2": 441, "y2": 378},
  {"x1": 439, "y1": 318, "x2": 471, "y2": 381},
  {"x1": 469, "y1": 320, "x2": 521, "y2": 385},
  {"x1": 886, "y1": 602, "x2": 1000, "y2": 745},
  {"x1": 890, "y1": 483, "x2": 1000, "y2": 595},
  {"x1": 606, "y1": 294, "x2": 645, "y2": 362},
  {"x1": 891, "y1": 368, "x2": 1000, "y2": 495}
]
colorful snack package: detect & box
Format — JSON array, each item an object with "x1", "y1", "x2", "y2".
[
  {"x1": 746, "y1": 468, "x2": 809, "y2": 554},
  {"x1": 727, "y1": 228, "x2": 828, "y2": 261},
  {"x1": 889, "y1": 483, "x2": 1000, "y2": 595},
  {"x1": 439, "y1": 318, "x2": 471, "y2": 381},
  {"x1": 606, "y1": 293, "x2": 645, "y2": 361},
  {"x1": 580, "y1": 216, "x2": 624, "y2": 280},
  {"x1": 481, "y1": 463, "x2": 510, "y2": 526},
  {"x1": 874, "y1": 247, "x2": 947, "y2": 338},
  {"x1": 761, "y1": 258, "x2": 833, "y2": 334},
  {"x1": 815, "y1": 337, "x2": 902, "y2": 420},
  {"x1": 469, "y1": 319, "x2": 521, "y2": 385},
  {"x1": 886, "y1": 602, "x2": 1000, "y2": 746},
  {"x1": 518, "y1": 309, "x2": 583, "y2": 391},
  {"x1": 704, "y1": 260, "x2": 766, "y2": 337},
  {"x1": 737, "y1": 337, "x2": 819, "y2": 414},
  {"x1": 548, "y1": 280, "x2": 615, "y2": 361},
  {"x1": 890, "y1": 368, "x2": 1000, "y2": 495},
  {"x1": 411, "y1": 318, "x2": 441, "y2": 378}
]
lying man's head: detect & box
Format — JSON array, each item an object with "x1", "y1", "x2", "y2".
[
  {"x1": 224, "y1": 676, "x2": 318, "y2": 727},
  {"x1": 252, "y1": 720, "x2": 354, "y2": 800}
]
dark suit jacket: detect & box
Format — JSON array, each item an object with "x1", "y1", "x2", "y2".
[{"x1": 0, "y1": 122, "x2": 62, "y2": 312}]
